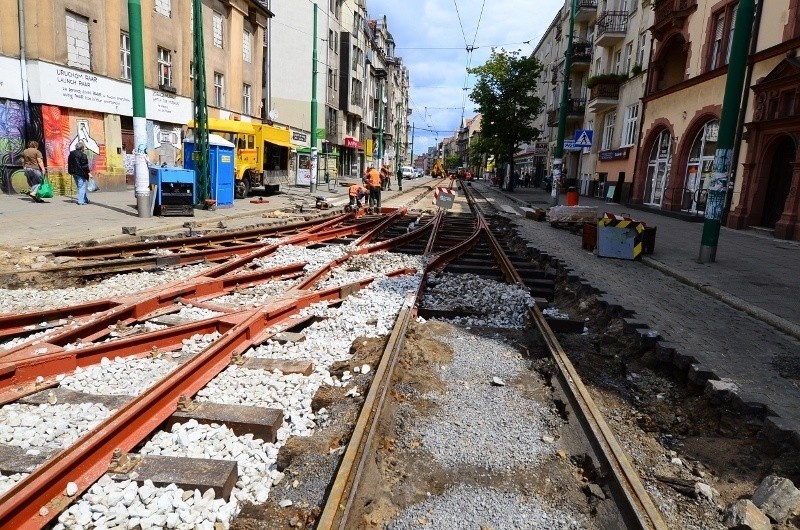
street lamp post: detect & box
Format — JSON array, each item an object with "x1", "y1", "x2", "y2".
[{"x1": 552, "y1": 0, "x2": 576, "y2": 206}]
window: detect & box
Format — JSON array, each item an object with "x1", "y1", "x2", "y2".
[
  {"x1": 328, "y1": 68, "x2": 334, "y2": 88},
  {"x1": 682, "y1": 120, "x2": 719, "y2": 213},
  {"x1": 329, "y1": 30, "x2": 335, "y2": 50},
  {"x1": 243, "y1": 83, "x2": 251, "y2": 115},
  {"x1": 214, "y1": 72, "x2": 224, "y2": 107},
  {"x1": 624, "y1": 41, "x2": 633, "y2": 73},
  {"x1": 243, "y1": 30, "x2": 252, "y2": 62},
  {"x1": 726, "y1": 7, "x2": 737, "y2": 65},
  {"x1": 213, "y1": 12, "x2": 224, "y2": 48},
  {"x1": 710, "y1": 12, "x2": 725, "y2": 69},
  {"x1": 158, "y1": 47, "x2": 172, "y2": 87},
  {"x1": 154, "y1": 0, "x2": 171, "y2": 17},
  {"x1": 622, "y1": 104, "x2": 639, "y2": 147},
  {"x1": 66, "y1": 12, "x2": 91, "y2": 70},
  {"x1": 613, "y1": 50, "x2": 622, "y2": 74},
  {"x1": 120, "y1": 32, "x2": 131, "y2": 80},
  {"x1": 601, "y1": 111, "x2": 616, "y2": 151},
  {"x1": 637, "y1": 33, "x2": 647, "y2": 67},
  {"x1": 644, "y1": 130, "x2": 673, "y2": 206}
]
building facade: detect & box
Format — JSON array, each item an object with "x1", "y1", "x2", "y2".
[{"x1": 0, "y1": 0, "x2": 268, "y2": 193}]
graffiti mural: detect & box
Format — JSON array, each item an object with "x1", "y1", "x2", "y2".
[
  {"x1": 0, "y1": 99, "x2": 25, "y2": 194},
  {"x1": 42, "y1": 105, "x2": 107, "y2": 176},
  {"x1": 146, "y1": 121, "x2": 183, "y2": 168}
]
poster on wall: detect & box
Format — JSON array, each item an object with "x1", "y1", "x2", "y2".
[
  {"x1": 0, "y1": 57, "x2": 23, "y2": 100},
  {"x1": 296, "y1": 153, "x2": 312, "y2": 185}
]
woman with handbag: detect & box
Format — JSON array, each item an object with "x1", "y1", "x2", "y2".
[
  {"x1": 68, "y1": 141, "x2": 92, "y2": 205},
  {"x1": 21, "y1": 141, "x2": 46, "y2": 203}
]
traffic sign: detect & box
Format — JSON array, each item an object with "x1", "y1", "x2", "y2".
[
  {"x1": 574, "y1": 129, "x2": 593, "y2": 148},
  {"x1": 563, "y1": 140, "x2": 581, "y2": 152}
]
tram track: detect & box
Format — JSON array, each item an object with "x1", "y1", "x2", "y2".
[{"x1": 0, "y1": 181, "x2": 667, "y2": 529}]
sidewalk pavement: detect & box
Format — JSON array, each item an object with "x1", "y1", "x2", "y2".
[
  {"x1": 486, "y1": 183, "x2": 800, "y2": 334},
  {"x1": 0, "y1": 176, "x2": 436, "y2": 250},
  {"x1": 475, "y1": 180, "x2": 800, "y2": 441}
]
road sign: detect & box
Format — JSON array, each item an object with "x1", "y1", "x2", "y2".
[
  {"x1": 574, "y1": 129, "x2": 593, "y2": 148},
  {"x1": 434, "y1": 187, "x2": 456, "y2": 209},
  {"x1": 563, "y1": 140, "x2": 582, "y2": 152}
]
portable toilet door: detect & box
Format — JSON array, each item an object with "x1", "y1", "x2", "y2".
[{"x1": 208, "y1": 134, "x2": 235, "y2": 207}]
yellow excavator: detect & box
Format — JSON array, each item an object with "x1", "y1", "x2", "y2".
[{"x1": 431, "y1": 159, "x2": 446, "y2": 178}]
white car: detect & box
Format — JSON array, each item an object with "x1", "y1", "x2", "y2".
[
  {"x1": 413, "y1": 169, "x2": 423, "y2": 179},
  {"x1": 401, "y1": 166, "x2": 415, "y2": 180}
]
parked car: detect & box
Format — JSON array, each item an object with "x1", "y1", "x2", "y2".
[
  {"x1": 413, "y1": 169, "x2": 423, "y2": 179},
  {"x1": 401, "y1": 166, "x2": 415, "y2": 180}
]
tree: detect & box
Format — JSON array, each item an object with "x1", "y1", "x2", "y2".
[
  {"x1": 445, "y1": 154, "x2": 462, "y2": 170},
  {"x1": 469, "y1": 49, "x2": 544, "y2": 191}
]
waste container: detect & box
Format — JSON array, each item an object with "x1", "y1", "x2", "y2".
[
  {"x1": 149, "y1": 167, "x2": 195, "y2": 217},
  {"x1": 183, "y1": 133, "x2": 235, "y2": 207},
  {"x1": 566, "y1": 186, "x2": 579, "y2": 206}
]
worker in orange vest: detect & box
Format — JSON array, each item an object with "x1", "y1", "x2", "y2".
[
  {"x1": 348, "y1": 183, "x2": 366, "y2": 210},
  {"x1": 364, "y1": 165, "x2": 382, "y2": 213}
]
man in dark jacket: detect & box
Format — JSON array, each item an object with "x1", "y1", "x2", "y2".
[{"x1": 67, "y1": 141, "x2": 92, "y2": 205}]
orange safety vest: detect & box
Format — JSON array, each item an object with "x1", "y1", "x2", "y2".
[
  {"x1": 366, "y1": 169, "x2": 382, "y2": 187},
  {"x1": 349, "y1": 184, "x2": 360, "y2": 197}
]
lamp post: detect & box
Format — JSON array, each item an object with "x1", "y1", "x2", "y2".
[
  {"x1": 551, "y1": 0, "x2": 576, "y2": 206},
  {"x1": 309, "y1": 2, "x2": 319, "y2": 194},
  {"x1": 191, "y1": 0, "x2": 209, "y2": 207},
  {"x1": 128, "y1": 0, "x2": 151, "y2": 217}
]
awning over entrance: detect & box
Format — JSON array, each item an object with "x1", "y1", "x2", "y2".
[{"x1": 263, "y1": 125, "x2": 293, "y2": 148}]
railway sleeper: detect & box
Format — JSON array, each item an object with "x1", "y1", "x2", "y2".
[{"x1": 165, "y1": 401, "x2": 284, "y2": 444}]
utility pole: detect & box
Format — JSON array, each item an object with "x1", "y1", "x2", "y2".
[
  {"x1": 395, "y1": 105, "x2": 401, "y2": 170},
  {"x1": 410, "y1": 123, "x2": 415, "y2": 169},
  {"x1": 128, "y1": 0, "x2": 151, "y2": 217},
  {"x1": 310, "y1": 2, "x2": 319, "y2": 194},
  {"x1": 551, "y1": 0, "x2": 576, "y2": 206},
  {"x1": 699, "y1": 0, "x2": 756, "y2": 263},
  {"x1": 192, "y1": 0, "x2": 209, "y2": 206}
]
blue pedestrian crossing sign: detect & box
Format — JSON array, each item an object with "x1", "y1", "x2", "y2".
[{"x1": 574, "y1": 130, "x2": 593, "y2": 148}]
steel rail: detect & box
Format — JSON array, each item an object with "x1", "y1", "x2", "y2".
[
  {"x1": 51, "y1": 214, "x2": 346, "y2": 259},
  {"x1": 0, "y1": 266, "x2": 404, "y2": 529},
  {"x1": 460, "y1": 184, "x2": 668, "y2": 530}
]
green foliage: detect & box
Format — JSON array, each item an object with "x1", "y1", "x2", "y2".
[
  {"x1": 586, "y1": 73, "x2": 629, "y2": 89},
  {"x1": 630, "y1": 64, "x2": 643, "y2": 77},
  {"x1": 468, "y1": 49, "x2": 544, "y2": 168},
  {"x1": 445, "y1": 154, "x2": 462, "y2": 169}
]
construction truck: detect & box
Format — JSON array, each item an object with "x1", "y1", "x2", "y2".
[
  {"x1": 188, "y1": 118, "x2": 289, "y2": 198},
  {"x1": 431, "y1": 159, "x2": 446, "y2": 178}
]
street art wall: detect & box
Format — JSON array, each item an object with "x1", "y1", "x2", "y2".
[{"x1": 0, "y1": 99, "x2": 25, "y2": 194}]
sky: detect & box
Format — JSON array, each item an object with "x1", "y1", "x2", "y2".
[{"x1": 367, "y1": 0, "x2": 564, "y2": 156}]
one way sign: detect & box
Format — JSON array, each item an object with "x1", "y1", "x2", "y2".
[{"x1": 574, "y1": 129, "x2": 593, "y2": 148}]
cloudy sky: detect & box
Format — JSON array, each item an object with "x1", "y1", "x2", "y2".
[{"x1": 368, "y1": 0, "x2": 564, "y2": 155}]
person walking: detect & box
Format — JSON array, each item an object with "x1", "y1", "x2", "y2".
[
  {"x1": 21, "y1": 141, "x2": 46, "y2": 202},
  {"x1": 396, "y1": 165, "x2": 403, "y2": 191},
  {"x1": 67, "y1": 141, "x2": 92, "y2": 205},
  {"x1": 365, "y1": 165, "x2": 382, "y2": 213}
]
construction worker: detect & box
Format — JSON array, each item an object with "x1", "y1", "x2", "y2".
[
  {"x1": 348, "y1": 183, "x2": 366, "y2": 210},
  {"x1": 364, "y1": 165, "x2": 382, "y2": 213}
]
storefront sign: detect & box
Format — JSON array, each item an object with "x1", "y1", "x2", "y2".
[
  {"x1": 292, "y1": 130, "x2": 309, "y2": 146},
  {"x1": 344, "y1": 136, "x2": 362, "y2": 149},
  {"x1": 599, "y1": 147, "x2": 630, "y2": 161},
  {"x1": 0, "y1": 56, "x2": 23, "y2": 100},
  {"x1": 533, "y1": 142, "x2": 549, "y2": 156},
  {"x1": 26, "y1": 61, "x2": 191, "y2": 124}
]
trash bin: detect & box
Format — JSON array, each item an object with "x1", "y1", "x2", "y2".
[{"x1": 566, "y1": 186, "x2": 579, "y2": 206}]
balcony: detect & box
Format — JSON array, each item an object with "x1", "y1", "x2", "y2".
[
  {"x1": 571, "y1": 42, "x2": 593, "y2": 71},
  {"x1": 595, "y1": 11, "x2": 627, "y2": 47},
  {"x1": 652, "y1": 0, "x2": 697, "y2": 41},
  {"x1": 546, "y1": 98, "x2": 587, "y2": 126},
  {"x1": 575, "y1": 0, "x2": 598, "y2": 23},
  {"x1": 587, "y1": 79, "x2": 622, "y2": 112}
]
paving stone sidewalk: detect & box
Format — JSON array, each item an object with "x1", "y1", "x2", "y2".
[{"x1": 473, "y1": 181, "x2": 800, "y2": 441}]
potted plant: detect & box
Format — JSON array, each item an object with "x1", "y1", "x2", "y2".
[
  {"x1": 586, "y1": 73, "x2": 629, "y2": 88},
  {"x1": 630, "y1": 63, "x2": 643, "y2": 77}
]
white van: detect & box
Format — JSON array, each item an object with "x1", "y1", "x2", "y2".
[{"x1": 401, "y1": 166, "x2": 415, "y2": 179}]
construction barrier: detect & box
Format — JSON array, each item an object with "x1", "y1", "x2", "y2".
[{"x1": 597, "y1": 213, "x2": 645, "y2": 260}]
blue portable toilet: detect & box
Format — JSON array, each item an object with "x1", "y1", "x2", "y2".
[{"x1": 183, "y1": 133, "x2": 235, "y2": 207}]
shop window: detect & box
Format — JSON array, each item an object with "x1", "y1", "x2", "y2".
[
  {"x1": 681, "y1": 120, "x2": 718, "y2": 213},
  {"x1": 643, "y1": 130, "x2": 672, "y2": 206}
]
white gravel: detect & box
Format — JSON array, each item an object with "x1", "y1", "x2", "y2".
[
  {"x1": 388, "y1": 484, "x2": 587, "y2": 530},
  {"x1": 0, "y1": 263, "x2": 212, "y2": 314},
  {"x1": 250, "y1": 244, "x2": 350, "y2": 273},
  {"x1": 0, "y1": 472, "x2": 28, "y2": 496},
  {"x1": 313, "y1": 251, "x2": 426, "y2": 291},
  {"x1": 423, "y1": 272, "x2": 535, "y2": 328},
  {"x1": 0, "y1": 402, "x2": 114, "y2": 450},
  {"x1": 59, "y1": 356, "x2": 179, "y2": 396},
  {"x1": 211, "y1": 280, "x2": 297, "y2": 308}
]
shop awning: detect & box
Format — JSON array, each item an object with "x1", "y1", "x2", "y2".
[{"x1": 263, "y1": 125, "x2": 293, "y2": 148}]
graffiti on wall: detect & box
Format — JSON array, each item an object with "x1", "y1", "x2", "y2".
[
  {"x1": 0, "y1": 99, "x2": 24, "y2": 193},
  {"x1": 146, "y1": 121, "x2": 183, "y2": 168},
  {"x1": 42, "y1": 105, "x2": 107, "y2": 176}
]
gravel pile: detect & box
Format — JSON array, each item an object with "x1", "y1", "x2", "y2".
[
  {"x1": 388, "y1": 484, "x2": 587, "y2": 530},
  {"x1": 0, "y1": 402, "x2": 114, "y2": 450},
  {"x1": 139, "y1": 419, "x2": 286, "y2": 505},
  {"x1": 211, "y1": 280, "x2": 297, "y2": 308},
  {"x1": 55, "y1": 475, "x2": 238, "y2": 530},
  {"x1": 59, "y1": 356, "x2": 179, "y2": 396},
  {"x1": 407, "y1": 328, "x2": 556, "y2": 470},
  {"x1": 0, "y1": 263, "x2": 212, "y2": 314},
  {"x1": 251, "y1": 244, "x2": 350, "y2": 273},
  {"x1": 423, "y1": 272, "x2": 534, "y2": 328},
  {"x1": 195, "y1": 367, "x2": 327, "y2": 436},
  {"x1": 313, "y1": 251, "x2": 426, "y2": 291}
]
